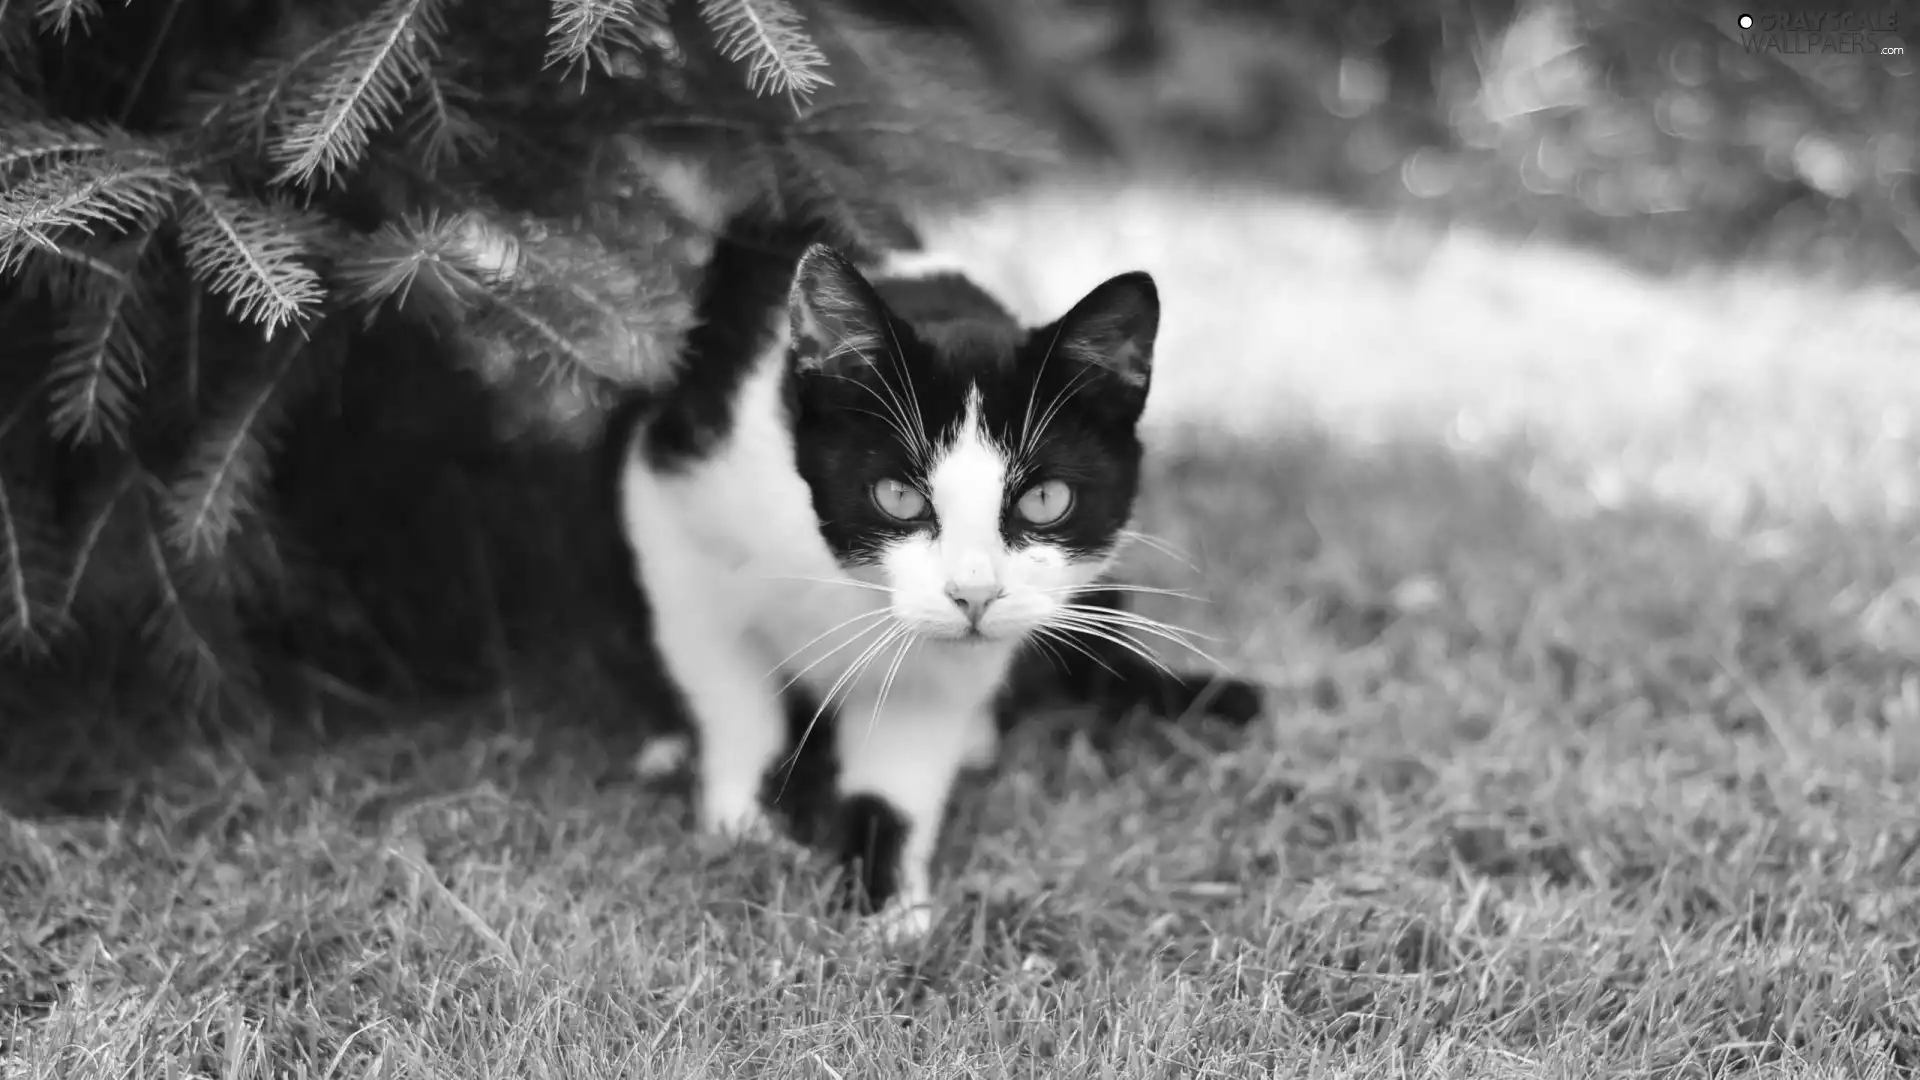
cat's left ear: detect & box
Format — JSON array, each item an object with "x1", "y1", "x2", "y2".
[
  {"x1": 1052, "y1": 271, "x2": 1158, "y2": 390},
  {"x1": 789, "y1": 243, "x2": 889, "y2": 377}
]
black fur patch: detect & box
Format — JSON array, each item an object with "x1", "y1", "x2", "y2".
[
  {"x1": 786, "y1": 253, "x2": 1157, "y2": 569},
  {"x1": 631, "y1": 220, "x2": 820, "y2": 473},
  {"x1": 835, "y1": 793, "x2": 910, "y2": 913},
  {"x1": 995, "y1": 587, "x2": 1267, "y2": 729}
]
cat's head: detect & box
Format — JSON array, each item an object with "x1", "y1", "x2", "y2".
[{"x1": 785, "y1": 244, "x2": 1158, "y2": 645}]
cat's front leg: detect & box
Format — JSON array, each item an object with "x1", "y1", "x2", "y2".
[
  {"x1": 834, "y1": 702, "x2": 973, "y2": 942},
  {"x1": 958, "y1": 706, "x2": 1000, "y2": 770},
  {"x1": 654, "y1": 620, "x2": 787, "y2": 840}
]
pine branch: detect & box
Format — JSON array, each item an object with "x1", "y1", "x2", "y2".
[
  {"x1": 0, "y1": 157, "x2": 181, "y2": 274},
  {"x1": 0, "y1": 118, "x2": 160, "y2": 176},
  {"x1": 163, "y1": 337, "x2": 300, "y2": 564},
  {"x1": 0, "y1": 1, "x2": 33, "y2": 75},
  {"x1": 0, "y1": 472, "x2": 54, "y2": 659},
  {"x1": 57, "y1": 465, "x2": 140, "y2": 624},
  {"x1": 11, "y1": 238, "x2": 127, "y2": 306},
  {"x1": 141, "y1": 512, "x2": 244, "y2": 710},
  {"x1": 544, "y1": 0, "x2": 669, "y2": 74},
  {"x1": 45, "y1": 230, "x2": 162, "y2": 447},
  {"x1": 698, "y1": 0, "x2": 830, "y2": 102},
  {"x1": 188, "y1": 34, "x2": 342, "y2": 161},
  {"x1": 0, "y1": 403, "x2": 66, "y2": 659},
  {"x1": 0, "y1": 474, "x2": 67, "y2": 660},
  {"x1": 271, "y1": 0, "x2": 452, "y2": 187},
  {"x1": 33, "y1": 0, "x2": 100, "y2": 40},
  {"x1": 332, "y1": 209, "x2": 505, "y2": 325},
  {"x1": 176, "y1": 180, "x2": 326, "y2": 338},
  {"x1": 401, "y1": 66, "x2": 488, "y2": 175}
]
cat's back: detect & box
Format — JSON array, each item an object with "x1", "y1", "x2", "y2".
[{"x1": 870, "y1": 262, "x2": 1025, "y2": 372}]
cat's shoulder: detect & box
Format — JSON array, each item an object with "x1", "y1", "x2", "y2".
[{"x1": 865, "y1": 249, "x2": 1020, "y2": 339}]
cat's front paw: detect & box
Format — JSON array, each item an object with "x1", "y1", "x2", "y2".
[
  {"x1": 697, "y1": 790, "x2": 778, "y2": 844},
  {"x1": 862, "y1": 896, "x2": 936, "y2": 946},
  {"x1": 633, "y1": 733, "x2": 693, "y2": 781},
  {"x1": 1206, "y1": 677, "x2": 1265, "y2": 726}
]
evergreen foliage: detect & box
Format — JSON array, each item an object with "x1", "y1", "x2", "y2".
[{"x1": 0, "y1": 0, "x2": 1072, "y2": 794}]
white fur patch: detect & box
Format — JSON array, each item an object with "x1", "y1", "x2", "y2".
[
  {"x1": 620, "y1": 333, "x2": 1030, "y2": 934},
  {"x1": 632, "y1": 149, "x2": 729, "y2": 232},
  {"x1": 633, "y1": 734, "x2": 692, "y2": 780},
  {"x1": 879, "y1": 390, "x2": 1112, "y2": 643},
  {"x1": 868, "y1": 246, "x2": 972, "y2": 283}
]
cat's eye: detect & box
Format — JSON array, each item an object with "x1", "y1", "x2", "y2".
[
  {"x1": 1016, "y1": 480, "x2": 1073, "y2": 525},
  {"x1": 872, "y1": 478, "x2": 929, "y2": 521}
]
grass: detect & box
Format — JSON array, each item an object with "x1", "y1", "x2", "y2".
[{"x1": 7, "y1": 175, "x2": 1920, "y2": 1077}]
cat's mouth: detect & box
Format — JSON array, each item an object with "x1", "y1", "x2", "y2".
[{"x1": 922, "y1": 623, "x2": 1010, "y2": 645}]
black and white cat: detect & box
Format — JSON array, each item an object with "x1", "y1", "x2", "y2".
[{"x1": 609, "y1": 192, "x2": 1261, "y2": 940}]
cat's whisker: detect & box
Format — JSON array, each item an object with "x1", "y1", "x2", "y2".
[
  {"x1": 1060, "y1": 603, "x2": 1224, "y2": 645},
  {"x1": 877, "y1": 315, "x2": 935, "y2": 466},
  {"x1": 843, "y1": 405, "x2": 922, "y2": 453},
  {"x1": 1022, "y1": 362, "x2": 1099, "y2": 460},
  {"x1": 754, "y1": 573, "x2": 891, "y2": 593},
  {"x1": 1018, "y1": 317, "x2": 1074, "y2": 457},
  {"x1": 810, "y1": 622, "x2": 902, "y2": 727},
  {"x1": 1032, "y1": 625, "x2": 1122, "y2": 680},
  {"x1": 863, "y1": 630, "x2": 918, "y2": 746},
  {"x1": 1042, "y1": 583, "x2": 1205, "y2": 603},
  {"x1": 1053, "y1": 608, "x2": 1206, "y2": 657},
  {"x1": 770, "y1": 607, "x2": 892, "y2": 685},
  {"x1": 1026, "y1": 632, "x2": 1072, "y2": 676},
  {"x1": 1117, "y1": 528, "x2": 1197, "y2": 572},
  {"x1": 825, "y1": 373, "x2": 923, "y2": 464},
  {"x1": 1044, "y1": 617, "x2": 1181, "y2": 678},
  {"x1": 779, "y1": 622, "x2": 905, "y2": 787},
  {"x1": 868, "y1": 370, "x2": 932, "y2": 469},
  {"x1": 1053, "y1": 607, "x2": 1228, "y2": 670}
]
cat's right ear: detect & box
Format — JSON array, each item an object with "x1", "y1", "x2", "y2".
[{"x1": 789, "y1": 243, "x2": 889, "y2": 377}]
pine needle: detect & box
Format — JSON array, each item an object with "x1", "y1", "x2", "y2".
[
  {"x1": 0, "y1": 117, "x2": 150, "y2": 175},
  {"x1": 141, "y1": 516, "x2": 239, "y2": 710},
  {"x1": 189, "y1": 37, "x2": 341, "y2": 160},
  {"x1": 0, "y1": 472, "x2": 56, "y2": 659},
  {"x1": 0, "y1": 2, "x2": 34, "y2": 77},
  {"x1": 57, "y1": 466, "x2": 140, "y2": 621},
  {"x1": 271, "y1": 0, "x2": 451, "y2": 187},
  {"x1": 164, "y1": 338, "x2": 299, "y2": 564},
  {"x1": 33, "y1": 0, "x2": 101, "y2": 40},
  {"x1": 11, "y1": 240, "x2": 127, "y2": 306},
  {"x1": 697, "y1": 0, "x2": 830, "y2": 103},
  {"x1": 0, "y1": 403, "x2": 65, "y2": 659},
  {"x1": 545, "y1": 0, "x2": 669, "y2": 73},
  {"x1": 402, "y1": 66, "x2": 488, "y2": 174},
  {"x1": 176, "y1": 180, "x2": 325, "y2": 338},
  {"x1": 332, "y1": 210, "x2": 500, "y2": 323},
  {"x1": 0, "y1": 158, "x2": 181, "y2": 274},
  {"x1": 45, "y1": 230, "x2": 160, "y2": 447}
]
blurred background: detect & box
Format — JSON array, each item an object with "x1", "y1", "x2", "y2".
[{"x1": 1032, "y1": 0, "x2": 1919, "y2": 280}]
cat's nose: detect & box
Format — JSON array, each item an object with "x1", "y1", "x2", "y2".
[{"x1": 945, "y1": 582, "x2": 1004, "y2": 624}]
